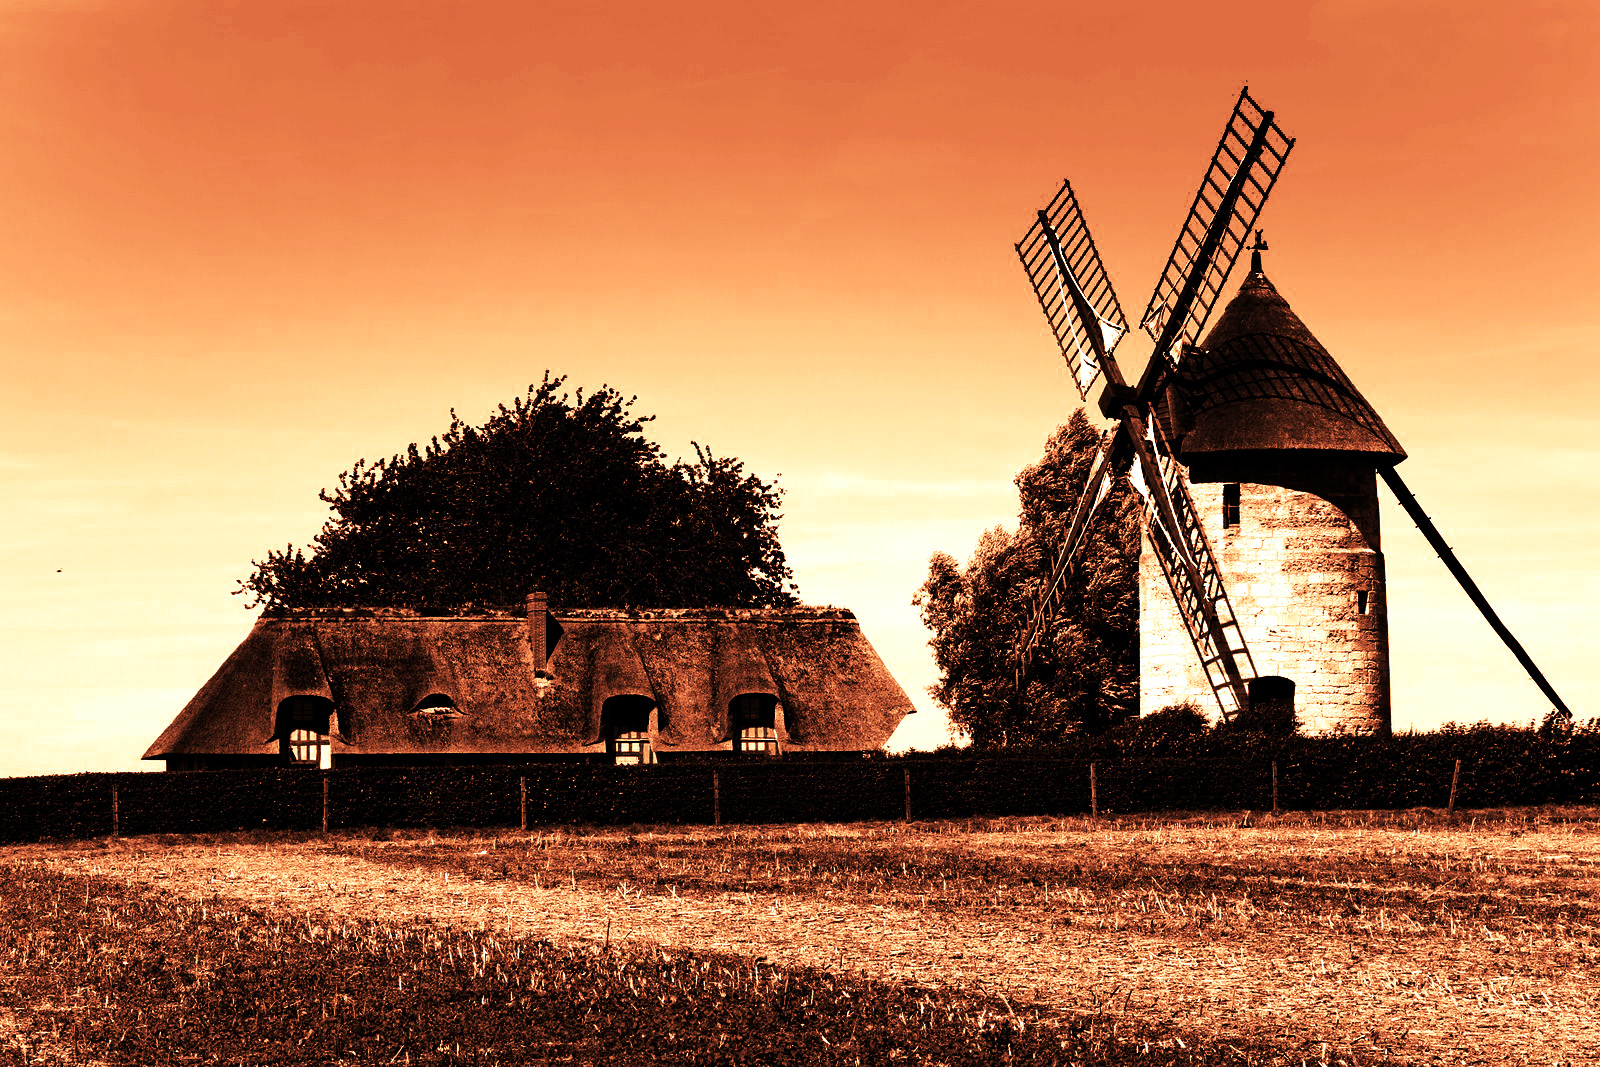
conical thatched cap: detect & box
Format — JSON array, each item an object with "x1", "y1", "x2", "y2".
[{"x1": 1172, "y1": 261, "x2": 1405, "y2": 463}]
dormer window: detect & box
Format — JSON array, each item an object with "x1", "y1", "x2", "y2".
[
  {"x1": 410, "y1": 693, "x2": 462, "y2": 718},
  {"x1": 732, "y1": 694, "x2": 779, "y2": 756},
  {"x1": 601, "y1": 695, "x2": 655, "y2": 765},
  {"x1": 275, "y1": 695, "x2": 335, "y2": 769}
]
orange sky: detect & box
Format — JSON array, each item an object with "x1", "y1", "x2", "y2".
[{"x1": 3, "y1": 0, "x2": 1597, "y2": 775}]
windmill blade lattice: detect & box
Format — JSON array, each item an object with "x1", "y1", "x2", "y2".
[
  {"x1": 1139, "y1": 88, "x2": 1294, "y2": 365},
  {"x1": 1129, "y1": 420, "x2": 1256, "y2": 717},
  {"x1": 1011, "y1": 90, "x2": 1292, "y2": 718},
  {"x1": 1013, "y1": 432, "x2": 1117, "y2": 684},
  {"x1": 1017, "y1": 181, "x2": 1129, "y2": 400}
]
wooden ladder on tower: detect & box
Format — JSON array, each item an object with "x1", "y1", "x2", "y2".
[{"x1": 1137, "y1": 423, "x2": 1255, "y2": 717}]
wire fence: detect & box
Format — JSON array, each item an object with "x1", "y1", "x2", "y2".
[{"x1": 5, "y1": 728, "x2": 1598, "y2": 843}]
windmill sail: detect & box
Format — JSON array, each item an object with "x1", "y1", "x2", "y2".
[
  {"x1": 1128, "y1": 420, "x2": 1256, "y2": 717},
  {"x1": 1013, "y1": 92, "x2": 1564, "y2": 727},
  {"x1": 1010, "y1": 390, "x2": 1257, "y2": 717},
  {"x1": 1012, "y1": 91, "x2": 1292, "y2": 719},
  {"x1": 1139, "y1": 88, "x2": 1294, "y2": 367},
  {"x1": 1013, "y1": 433, "x2": 1117, "y2": 686},
  {"x1": 1017, "y1": 181, "x2": 1128, "y2": 400}
]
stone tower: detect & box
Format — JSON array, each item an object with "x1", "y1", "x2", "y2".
[{"x1": 1139, "y1": 252, "x2": 1405, "y2": 734}]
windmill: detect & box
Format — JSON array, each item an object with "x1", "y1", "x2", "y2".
[{"x1": 1013, "y1": 87, "x2": 1570, "y2": 729}]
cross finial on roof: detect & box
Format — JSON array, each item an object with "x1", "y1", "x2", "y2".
[{"x1": 1250, "y1": 230, "x2": 1268, "y2": 274}]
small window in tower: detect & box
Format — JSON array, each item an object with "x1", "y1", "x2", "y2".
[
  {"x1": 1358, "y1": 589, "x2": 1370, "y2": 615},
  {"x1": 1222, "y1": 483, "x2": 1241, "y2": 529}
]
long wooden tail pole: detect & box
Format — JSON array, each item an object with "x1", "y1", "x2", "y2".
[{"x1": 1380, "y1": 466, "x2": 1572, "y2": 716}]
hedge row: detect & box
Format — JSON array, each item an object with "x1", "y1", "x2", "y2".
[{"x1": 4, "y1": 728, "x2": 1600, "y2": 843}]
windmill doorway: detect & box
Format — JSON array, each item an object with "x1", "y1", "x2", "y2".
[{"x1": 1245, "y1": 676, "x2": 1296, "y2": 736}]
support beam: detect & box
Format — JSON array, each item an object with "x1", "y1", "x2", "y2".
[{"x1": 1380, "y1": 466, "x2": 1571, "y2": 716}]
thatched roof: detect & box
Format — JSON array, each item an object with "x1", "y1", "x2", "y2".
[
  {"x1": 144, "y1": 606, "x2": 913, "y2": 760},
  {"x1": 1166, "y1": 263, "x2": 1405, "y2": 464}
]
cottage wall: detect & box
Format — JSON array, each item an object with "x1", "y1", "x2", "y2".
[{"x1": 1139, "y1": 478, "x2": 1391, "y2": 734}]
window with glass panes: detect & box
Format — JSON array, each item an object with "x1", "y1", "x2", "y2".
[
  {"x1": 288, "y1": 728, "x2": 324, "y2": 765},
  {"x1": 276, "y1": 695, "x2": 333, "y2": 768}
]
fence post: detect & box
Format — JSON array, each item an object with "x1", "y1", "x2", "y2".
[
  {"x1": 713, "y1": 771, "x2": 721, "y2": 827},
  {"x1": 1089, "y1": 762, "x2": 1099, "y2": 818},
  {"x1": 1271, "y1": 761, "x2": 1281, "y2": 817},
  {"x1": 520, "y1": 777, "x2": 528, "y2": 832},
  {"x1": 321, "y1": 774, "x2": 329, "y2": 835},
  {"x1": 1447, "y1": 759, "x2": 1462, "y2": 819},
  {"x1": 903, "y1": 765, "x2": 911, "y2": 823},
  {"x1": 111, "y1": 784, "x2": 119, "y2": 838}
]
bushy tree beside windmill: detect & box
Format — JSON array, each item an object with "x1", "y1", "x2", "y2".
[
  {"x1": 916, "y1": 409, "x2": 1139, "y2": 747},
  {"x1": 239, "y1": 373, "x2": 797, "y2": 612}
]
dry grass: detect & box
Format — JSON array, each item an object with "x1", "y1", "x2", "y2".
[{"x1": 8, "y1": 808, "x2": 1599, "y2": 1065}]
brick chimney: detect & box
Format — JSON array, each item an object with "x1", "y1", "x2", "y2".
[{"x1": 525, "y1": 591, "x2": 548, "y2": 669}]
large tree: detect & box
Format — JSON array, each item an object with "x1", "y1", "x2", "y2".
[
  {"x1": 915, "y1": 409, "x2": 1138, "y2": 746},
  {"x1": 240, "y1": 374, "x2": 797, "y2": 611}
]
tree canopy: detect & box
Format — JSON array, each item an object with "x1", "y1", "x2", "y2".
[
  {"x1": 240, "y1": 374, "x2": 797, "y2": 612},
  {"x1": 914, "y1": 409, "x2": 1138, "y2": 746}
]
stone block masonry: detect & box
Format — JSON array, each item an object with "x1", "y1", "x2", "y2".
[{"x1": 1140, "y1": 479, "x2": 1391, "y2": 734}]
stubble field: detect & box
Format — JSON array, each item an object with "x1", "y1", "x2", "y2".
[{"x1": 1, "y1": 808, "x2": 1596, "y2": 1065}]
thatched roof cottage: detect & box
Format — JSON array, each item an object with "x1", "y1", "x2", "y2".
[{"x1": 144, "y1": 595, "x2": 915, "y2": 770}]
